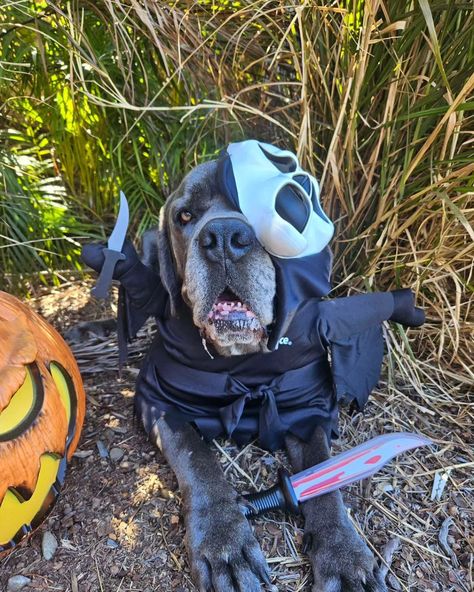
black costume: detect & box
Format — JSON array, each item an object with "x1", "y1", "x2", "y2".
[{"x1": 82, "y1": 243, "x2": 424, "y2": 452}]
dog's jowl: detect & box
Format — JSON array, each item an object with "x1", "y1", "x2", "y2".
[{"x1": 82, "y1": 140, "x2": 424, "y2": 592}]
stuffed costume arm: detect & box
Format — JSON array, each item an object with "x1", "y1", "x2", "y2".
[
  {"x1": 312, "y1": 289, "x2": 424, "y2": 410},
  {"x1": 81, "y1": 241, "x2": 167, "y2": 358}
]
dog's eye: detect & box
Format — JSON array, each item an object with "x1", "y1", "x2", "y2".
[{"x1": 177, "y1": 210, "x2": 193, "y2": 225}]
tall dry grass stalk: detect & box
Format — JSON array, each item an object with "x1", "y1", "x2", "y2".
[{"x1": 1, "y1": 0, "x2": 473, "y2": 377}]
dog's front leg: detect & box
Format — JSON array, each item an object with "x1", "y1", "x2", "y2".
[
  {"x1": 154, "y1": 417, "x2": 270, "y2": 592},
  {"x1": 285, "y1": 427, "x2": 387, "y2": 592}
]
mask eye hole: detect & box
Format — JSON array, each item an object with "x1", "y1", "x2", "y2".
[
  {"x1": 258, "y1": 144, "x2": 297, "y2": 173},
  {"x1": 275, "y1": 184, "x2": 311, "y2": 233},
  {"x1": 177, "y1": 210, "x2": 193, "y2": 225}
]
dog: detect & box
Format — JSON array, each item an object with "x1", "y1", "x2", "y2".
[
  {"x1": 142, "y1": 160, "x2": 387, "y2": 591},
  {"x1": 81, "y1": 144, "x2": 426, "y2": 591}
]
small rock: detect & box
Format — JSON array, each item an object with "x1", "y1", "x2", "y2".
[
  {"x1": 73, "y1": 449, "x2": 93, "y2": 459},
  {"x1": 157, "y1": 550, "x2": 168, "y2": 565},
  {"x1": 7, "y1": 575, "x2": 32, "y2": 591},
  {"x1": 96, "y1": 440, "x2": 109, "y2": 458},
  {"x1": 106, "y1": 538, "x2": 119, "y2": 549},
  {"x1": 109, "y1": 448, "x2": 125, "y2": 462},
  {"x1": 42, "y1": 530, "x2": 58, "y2": 560}
]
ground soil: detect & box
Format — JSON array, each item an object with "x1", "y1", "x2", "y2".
[{"x1": 0, "y1": 282, "x2": 472, "y2": 592}]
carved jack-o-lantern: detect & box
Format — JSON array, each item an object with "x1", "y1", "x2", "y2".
[{"x1": 0, "y1": 291, "x2": 86, "y2": 555}]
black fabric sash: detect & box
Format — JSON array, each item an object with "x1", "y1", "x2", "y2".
[{"x1": 135, "y1": 350, "x2": 336, "y2": 451}]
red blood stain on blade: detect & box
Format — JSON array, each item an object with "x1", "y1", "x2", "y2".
[
  {"x1": 299, "y1": 471, "x2": 346, "y2": 499},
  {"x1": 291, "y1": 447, "x2": 378, "y2": 489},
  {"x1": 364, "y1": 454, "x2": 382, "y2": 465}
]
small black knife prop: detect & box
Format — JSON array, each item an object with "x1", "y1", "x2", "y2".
[
  {"x1": 91, "y1": 191, "x2": 129, "y2": 299},
  {"x1": 243, "y1": 432, "x2": 432, "y2": 518}
]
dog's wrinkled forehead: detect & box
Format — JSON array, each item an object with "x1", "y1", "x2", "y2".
[{"x1": 170, "y1": 161, "x2": 231, "y2": 216}]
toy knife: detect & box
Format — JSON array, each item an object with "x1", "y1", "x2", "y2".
[
  {"x1": 91, "y1": 191, "x2": 129, "y2": 299},
  {"x1": 243, "y1": 432, "x2": 432, "y2": 518}
]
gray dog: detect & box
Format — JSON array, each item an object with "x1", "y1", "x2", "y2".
[{"x1": 80, "y1": 157, "x2": 406, "y2": 592}]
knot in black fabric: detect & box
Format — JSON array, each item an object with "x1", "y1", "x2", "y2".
[
  {"x1": 219, "y1": 378, "x2": 286, "y2": 451},
  {"x1": 248, "y1": 386, "x2": 271, "y2": 401}
]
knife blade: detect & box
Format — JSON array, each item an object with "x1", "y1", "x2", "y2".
[
  {"x1": 243, "y1": 432, "x2": 432, "y2": 518},
  {"x1": 91, "y1": 191, "x2": 129, "y2": 299}
]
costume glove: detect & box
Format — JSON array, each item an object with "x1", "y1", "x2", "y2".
[
  {"x1": 81, "y1": 238, "x2": 164, "y2": 311},
  {"x1": 81, "y1": 240, "x2": 139, "y2": 279},
  {"x1": 390, "y1": 288, "x2": 425, "y2": 327}
]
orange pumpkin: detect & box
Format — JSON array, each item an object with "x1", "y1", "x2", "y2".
[{"x1": 0, "y1": 291, "x2": 86, "y2": 556}]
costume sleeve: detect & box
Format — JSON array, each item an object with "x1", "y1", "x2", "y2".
[
  {"x1": 117, "y1": 259, "x2": 167, "y2": 321},
  {"x1": 81, "y1": 241, "x2": 168, "y2": 363},
  {"x1": 116, "y1": 263, "x2": 168, "y2": 365},
  {"x1": 312, "y1": 291, "x2": 424, "y2": 409}
]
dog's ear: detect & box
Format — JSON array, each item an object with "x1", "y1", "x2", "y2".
[{"x1": 156, "y1": 203, "x2": 181, "y2": 316}]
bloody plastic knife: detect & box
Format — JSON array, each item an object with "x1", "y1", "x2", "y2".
[
  {"x1": 243, "y1": 432, "x2": 432, "y2": 518},
  {"x1": 91, "y1": 191, "x2": 129, "y2": 299}
]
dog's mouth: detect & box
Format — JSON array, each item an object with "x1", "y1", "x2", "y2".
[{"x1": 204, "y1": 289, "x2": 264, "y2": 343}]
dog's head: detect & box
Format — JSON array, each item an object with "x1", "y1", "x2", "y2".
[{"x1": 156, "y1": 161, "x2": 276, "y2": 356}]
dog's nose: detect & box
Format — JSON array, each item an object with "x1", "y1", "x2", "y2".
[{"x1": 199, "y1": 218, "x2": 255, "y2": 262}]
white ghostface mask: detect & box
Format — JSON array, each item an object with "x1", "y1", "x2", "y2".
[{"x1": 217, "y1": 140, "x2": 334, "y2": 258}]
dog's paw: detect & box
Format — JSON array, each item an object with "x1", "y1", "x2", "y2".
[
  {"x1": 304, "y1": 523, "x2": 387, "y2": 592},
  {"x1": 184, "y1": 498, "x2": 270, "y2": 592}
]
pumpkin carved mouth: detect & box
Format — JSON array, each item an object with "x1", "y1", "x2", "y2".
[{"x1": 0, "y1": 454, "x2": 62, "y2": 547}]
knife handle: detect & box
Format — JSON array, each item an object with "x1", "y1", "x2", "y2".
[
  {"x1": 91, "y1": 248, "x2": 126, "y2": 299},
  {"x1": 242, "y1": 470, "x2": 299, "y2": 518}
]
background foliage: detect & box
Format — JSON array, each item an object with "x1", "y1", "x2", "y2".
[{"x1": 1, "y1": 0, "x2": 473, "y2": 372}]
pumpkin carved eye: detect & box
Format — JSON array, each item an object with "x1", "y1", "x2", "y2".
[
  {"x1": 0, "y1": 364, "x2": 43, "y2": 442},
  {"x1": 49, "y1": 361, "x2": 78, "y2": 446}
]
